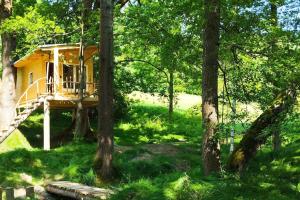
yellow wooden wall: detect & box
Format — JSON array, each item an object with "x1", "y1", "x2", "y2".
[
  {"x1": 16, "y1": 49, "x2": 95, "y2": 104},
  {"x1": 16, "y1": 58, "x2": 46, "y2": 103}
]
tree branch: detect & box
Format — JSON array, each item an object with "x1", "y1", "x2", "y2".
[{"x1": 116, "y1": 59, "x2": 169, "y2": 82}]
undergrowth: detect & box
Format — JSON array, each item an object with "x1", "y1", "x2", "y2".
[{"x1": 0, "y1": 102, "x2": 298, "y2": 199}]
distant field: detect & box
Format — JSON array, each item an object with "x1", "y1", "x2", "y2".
[
  {"x1": 128, "y1": 91, "x2": 202, "y2": 109},
  {"x1": 128, "y1": 91, "x2": 262, "y2": 122}
]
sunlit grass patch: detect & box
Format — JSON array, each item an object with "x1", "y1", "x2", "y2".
[
  {"x1": 115, "y1": 103, "x2": 201, "y2": 145},
  {"x1": 0, "y1": 130, "x2": 32, "y2": 153}
]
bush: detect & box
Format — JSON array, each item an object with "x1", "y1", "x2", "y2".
[
  {"x1": 114, "y1": 90, "x2": 130, "y2": 121},
  {"x1": 187, "y1": 104, "x2": 201, "y2": 116}
]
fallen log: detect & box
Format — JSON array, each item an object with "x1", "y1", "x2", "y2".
[
  {"x1": 227, "y1": 88, "x2": 297, "y2": 171},
  {"x1": 46, "y1": 181, "x2": 114, "y2": 200}
]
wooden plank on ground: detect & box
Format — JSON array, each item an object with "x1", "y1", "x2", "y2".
[{"x1": 46, "y1": 181, "x2": 114, "y2": 200}]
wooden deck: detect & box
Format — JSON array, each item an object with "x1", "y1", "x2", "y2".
[{"x1": 46, "y1": 181, "x2": 114, "y2": 200}]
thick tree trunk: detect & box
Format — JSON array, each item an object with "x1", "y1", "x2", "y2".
[
  {"x1": 202, "y1": 0, "x2": 221, "y2": 176},
  {"x1": 0, "y1": 0, "x2": 17, "y2": 132},
  {"x1": 227, "y1": 88, "x2": 297, "y2": 171},
  {"x1": 94, "y1": 0, "x2": 114, "y2": 181},
  {"x1": 168, "y1": 68, "x2": 174, "y2": 121}
]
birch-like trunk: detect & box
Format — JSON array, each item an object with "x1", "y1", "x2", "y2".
[
  {"x1": 270, "y1": 1, "x2": 281, "y2": 152},
  {"x1": 74, "y1": 0, "x2": 92, "y2": 138},
  {"x1": 168, "y1": 68, "x2": 174, "y2": 121}
]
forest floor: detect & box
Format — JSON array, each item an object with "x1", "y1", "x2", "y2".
[{"x1": 0, "y1": 98, "x2": 299, "y2": 199}]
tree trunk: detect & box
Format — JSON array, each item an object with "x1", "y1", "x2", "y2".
[
  {"x1": 269, "y1": 0, "x2": 281, "y2": 152},
  {"x1": 168, "y1": 68, "x2": 174, "y2": 121},
  {"x1": 94, "y1": 0, "x2": 114, "y2": 181},
  {"x1": 73, "y1": 108, "x2": 92, "y2": 136},
  {"x1": 272, "y1": 125, "x2": 281, "y2": 152},
  {"x1": 74, "y1": 0, "x2": 92, "y2": 138},
  {"x1": 74, "y1": 35, "x2": 85, "y2": 138},
  {"x1": 227, "y1": 88, "x2": 297, "y2": 171},
  {"x1": 0, "y1": 0, "x2": 17, "y2": 132},
  {"x1": 230, "y1": 99, "x2": 236, "y2": 153},
  {"x1": 202, "y1": 0, "x2": 221, "y2": 176}
]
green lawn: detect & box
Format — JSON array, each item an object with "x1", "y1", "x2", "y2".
[{"x1": 0, "y1": 103, "x2": 299, "y2": 199}]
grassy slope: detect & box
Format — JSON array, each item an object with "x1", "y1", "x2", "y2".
[{"x1": 0, "y1": 103, "x2": 299, "y2": 199}]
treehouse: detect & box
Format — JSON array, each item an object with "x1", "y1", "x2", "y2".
[
  {"x1": 14, "y1": 44, "x2": 98, "y2": 107},
  {"x1": 0, "y1": 44, "x2": 99, "y2": 150}
]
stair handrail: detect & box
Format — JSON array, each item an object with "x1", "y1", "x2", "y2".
[{"x1": 15, "y1": 76, "x2": 47, "y2": 115}]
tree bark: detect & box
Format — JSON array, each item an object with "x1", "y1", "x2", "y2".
[
  {"x1": 94, "y1": 0, "x2": 114, "y2": 181},
  {"x1": 0, "y1": 0, "x2": 17, "y2": 132},
  {"x1": 227, "y1": 88, "x2": 297, "y2": 171},
  {"x1": 202, "y1": 0, "x2": 221, "y2": 176}
]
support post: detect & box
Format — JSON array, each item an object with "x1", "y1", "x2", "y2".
[
  {"x1": 44, "y1": 99, "x2": 50, "y2": 150},
  {"x1": 26, "y1": 186, "x2": 34, "y2": 198},
  {"x1": 53, "y1": 48, "x2": 59, "y2": 94},
  {"x1": 0, "y1": 187, "x2": 2, "y2": 200},
  {"x1": 5, "y1": 188, "x2": 14, "y2": 200}
]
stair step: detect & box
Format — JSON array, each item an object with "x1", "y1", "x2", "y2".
[
  {"x1": 24, "y1": 108, "x2": 34, "y2": 113},
  {"x1": 15, "y1": 115, "x2": 25, "y2": 120},
  {"x1": 10, "y1": 121, "x2": 20, "y2": 126}
]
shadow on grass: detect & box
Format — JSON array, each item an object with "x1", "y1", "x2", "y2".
[
  {"x1": 0, "y1": 142, "x2": 97, "y2": 187},
  {"x1": 111, "y1": 139, "x2": 300, "y2": 200},
  {"x1": 18, "y1": 109, "x2": 75, "y2": 148},
  {"x1": 17, "y1": 103, "x2": 201, "y2": 148}
]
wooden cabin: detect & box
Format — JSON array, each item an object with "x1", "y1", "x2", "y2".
[
  {"x1": 2, "y1": 44, "x2": 99, "y2": 150},
  {"x1": 14, "y1": 43, "x2": 98, "y2": 107}
]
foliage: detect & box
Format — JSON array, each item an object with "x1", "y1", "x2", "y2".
[
  {"x1": 1, "y1": 6, "x2": 64, "y2": 57},
  {"x1": 114, "y1": 0, "x2": 202, "y2": 97},
  {"x1": 113, "y1": 89, "x2": 130, "y2": 121}
]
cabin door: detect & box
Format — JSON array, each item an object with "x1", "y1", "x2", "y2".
[{"x1": 46, "y1": 62, "x2": 54, "y2": 93}]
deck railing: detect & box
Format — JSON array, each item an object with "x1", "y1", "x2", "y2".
[
  {"x1": 15, "y1": 77, "x2": 98, "y2": 114},
  {"x1": 59, "y1": 79, "x2": 98, "y2": 96},
  {"x1": 15, "y1": 77, "x2": 47, "y2": 115}
]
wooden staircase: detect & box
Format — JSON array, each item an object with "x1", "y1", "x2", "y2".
[
  {"x1": 0, "y1": 96, "x2": 46, "y2": 144},
  {"x1": 0, "y1": 77, "x2": 47, "y2": 144}
]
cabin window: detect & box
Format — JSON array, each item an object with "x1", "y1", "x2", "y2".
[
  {"x1": 29, "y1": 72, "x2": 33, "y2": 85},
  {"x1": 63, "y1": 64, "x2": 87, "y2": 90},
  {"x1": 63, "y1": 64, "x2": 74, "y2": 89}
]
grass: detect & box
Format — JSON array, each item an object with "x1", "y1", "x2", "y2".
[
  {"x1": 114, "y1": 102, "x2": 202, "y2": 145},
  {"x1": 0, "y1": 102, "x2": 299, "y2": 199}
]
